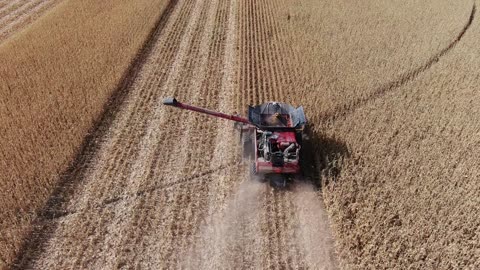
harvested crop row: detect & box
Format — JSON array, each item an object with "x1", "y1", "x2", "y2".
[
  {"x1": 0, "y1": 0, "x2": 61, "y2": 43},
  {"x1": 17, "y1": 0, "x2": 245, "y2": 268},
  {"x1": 27, "y1": 0, "x2": 205, "y2": 265},
  {"x1": 0, "y1": 0, "x2": 170, "y2": 266}
]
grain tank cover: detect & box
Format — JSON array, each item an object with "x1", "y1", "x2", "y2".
[{"x1": 248, "y1": 102, "x2": 306, "y2": 129}]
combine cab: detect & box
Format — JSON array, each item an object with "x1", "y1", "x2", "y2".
[{"x1": 163, "y1": 97, "x2": 307, "y2": 188}]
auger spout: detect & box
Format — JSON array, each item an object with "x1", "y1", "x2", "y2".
[{"x1": 163, "y1": 97, "x2": 250, "y2": 124}]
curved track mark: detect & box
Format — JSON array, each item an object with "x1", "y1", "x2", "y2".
[{"x1": 321, "y1": 3, "x2": 476, "y2": 124}]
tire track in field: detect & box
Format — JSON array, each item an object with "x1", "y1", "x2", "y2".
[
  {"x1": 67, "y1": 0, "x2": 208, "y2": 267},
  {"x1": 103, "y1": 0, "x2": 236, "y2": 267},
  {"x1": 63, "y1": 0, "x2": 201, "y2": 266},
  {"x1": 71, "y1": 0, "x2": 196, "y2": 213},
  {"x1": 144, "y1": 0, "x2": 222, "y2": 266},
  {"x1": 193, "y1": 179, "x2": 264, "y2": 269},
  {"x1": 24, "y1": 161, "x2": 238, "y2": 222},
  {"x1": 165, "y1": 2, "x2": 233, "y2": 263},
  {"x1": 293, "y1": 184, "x2": 339, "y2": 269},
  {"x1": 0, "y1": 0, "x2": 47, "y2": 26},
  {"x1": 320, "y1": 2, "x2": 476, "y2": 125},
  {"x1": 73, "y1": 0, "x2": 195, "y2": 214},
  {"x1": 191, "y1": 0, "x2": 261, "y2": 267},
  {"x1": 0, "y1": 0, "x2": 60, "y2": 43}
]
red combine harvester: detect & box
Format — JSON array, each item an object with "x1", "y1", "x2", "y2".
[{"x1": 163, "y1": 97, "x2": 307, "y2": 187}]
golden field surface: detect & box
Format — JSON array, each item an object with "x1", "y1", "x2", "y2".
[
  {"x1": 276, "y1": 0, "x2": 480, "y2": 268},
  {"x1": 1, "y1": 0, "x2": 479, "y2": 269}
]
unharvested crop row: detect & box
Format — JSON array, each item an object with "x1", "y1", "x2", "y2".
[
  {"x1": 279, "y1": 0, "x2": 474, "y2": 124},
  {"x1": 0, "y1": 0, "x2": 169, "y2": 266},
  {"x1": 321, "y1": 2, "x2": 480, "y2": 268},
  {"x1": 270, "y1": 0, "x2": 478, "y2": 268}
]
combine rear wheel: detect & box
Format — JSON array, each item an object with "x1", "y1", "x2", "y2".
[
  {"x1": 268, "y1": 174, "x2": 288, "y2": 189},
  {"x1": 250, "y1": 163, "x2": 257, "y2": 177},
  {"x1": 250, "y1": 163, "x2": 267, "y2": 183}
]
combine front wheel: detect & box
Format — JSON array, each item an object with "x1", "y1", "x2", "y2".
[{"x1": 241, "y1": 129, "x2": 254, "y2": 160}]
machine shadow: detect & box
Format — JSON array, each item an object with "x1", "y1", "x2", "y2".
[{"x1": 299, "y1": 128, "x2": 350, "y2": 190}]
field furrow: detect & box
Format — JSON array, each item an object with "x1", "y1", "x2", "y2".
[
  {"x1": 70, "y1": 0, "x2": 197, "y2": 213},
  {"x1": 0, "y1": 0, "x2": 61, "y2": 43},
  {"x1": 0, "y1": 0, "x2": 26, "y2": 19},
  {"x1": 68, "y1": 0, "x2": 208, "y2": 265}
]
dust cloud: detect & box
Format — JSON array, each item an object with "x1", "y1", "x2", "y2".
[
  {"x1": 184, "y1": 179, "x2": 265, "y2": 269},
  {"x1": 293, "y1": 183, "x2": 338, "y2": 269}
]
